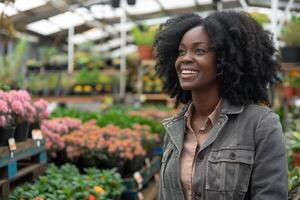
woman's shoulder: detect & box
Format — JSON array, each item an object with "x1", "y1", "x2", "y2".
[
  {"x1": 243, "y1": 104, "x2": 276, "y2": 118},
  {"x1": 238, "y1": 104, "x2": 281, "y2": 129}
]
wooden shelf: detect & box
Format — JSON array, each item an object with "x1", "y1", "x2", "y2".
[
  {"x1": 32, "y1": 95, "x2": 113, "y2": 103},
  {"x1": 281, "y1": 63, "x2": 300, "y2": 71},
  {"x1": 143, "y1": 94, "x2": 169, "y2": 101}
]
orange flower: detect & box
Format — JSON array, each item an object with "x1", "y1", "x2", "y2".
[{"x1": 94, "y1": 186, "x2": 105, "y2": 194}]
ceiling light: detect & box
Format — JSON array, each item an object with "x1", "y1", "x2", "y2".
[
  {"x1": 27, "y1": 19, "x2": 60, "y2": 35},
  {"x1": 49, "y1": 11, "x2": 85, "y2": 29},
  {"x1": 14, "y1": 0, "x2": 47, "y2": 12}
]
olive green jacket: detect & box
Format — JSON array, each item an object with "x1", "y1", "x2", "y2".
[{"x1": 159, "y1": 100, "x2": 288, "y2": 200}]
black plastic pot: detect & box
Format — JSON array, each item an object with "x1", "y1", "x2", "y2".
[
  {"x1": 14, "y1": 122, "x2": 29, "y2": 142},
  {"x1": 280, "y1": 46, "x2": 300, "y2": 63},
  {"x1": 0, "y1": 127, "x2": 15, "y2": 146}
]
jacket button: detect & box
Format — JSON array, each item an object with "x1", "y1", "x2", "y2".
[{"x1": 230, "y1": 152, "x2": 236, "y2": 160}]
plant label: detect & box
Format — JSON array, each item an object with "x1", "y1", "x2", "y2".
[{"x1": 8, "y1": 138, "x2": 17, "y2": 152}]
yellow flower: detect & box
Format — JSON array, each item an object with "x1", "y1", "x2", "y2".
[{"x1": 94, "y1": 186, "x2": 105, "y2": 194}]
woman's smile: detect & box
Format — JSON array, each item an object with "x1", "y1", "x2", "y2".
[{"x1": 180, "y1": 69, "x2": 200, "y2": 79}]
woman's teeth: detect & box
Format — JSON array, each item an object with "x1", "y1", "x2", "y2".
[{"x1": 182, "y1": 70, "x2": 198, "y2": 74}]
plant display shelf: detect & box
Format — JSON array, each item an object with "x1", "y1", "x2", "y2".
[
  {"x1": 0, "y1": 139, "x2": 47, "y2": 199},
  {"x1": 122, "y1": 155, "x2": 161, "y2": 200},
  {"x1": 32, "y1": 95, "x2": 113, "y2": 103},
  {"x1": 281, "y1": 63, "x2": 300, "y2": 71}
]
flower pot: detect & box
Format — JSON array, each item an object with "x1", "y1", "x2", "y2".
[
  {"x1": 0, "y1": 127, "x2": 15, "y2": 146},
  {"x1": 280, "y1": 46, "x2": 300, "y2": 63},
  {"x1": 283, "y1": 86, "x2": 295, "y2": 97},
  {"x1": 293, "y1": 151, "x2": 300, "y2": 167},
  {"x1": 14, "y1": 122, "x2": 29, "y2": 142},
  {"x1": 138, "y1": 46, "x2": 153, "y2": 60}
]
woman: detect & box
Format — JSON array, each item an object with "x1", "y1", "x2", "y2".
[{"x1": 154, "y1": 11, "x2": 288, "y2": 200}]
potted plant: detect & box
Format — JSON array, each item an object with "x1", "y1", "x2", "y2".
[
  {"x1": 0, "y1": 91, "x2": 15, "y2": 146},
  {"x1": 280, "y1": 15, "x2": 300, "y2": 63},
  {"x1": 287, "y1": 131, "x2": 300, "y2": 166},
  {"x1": 131, "y1": 24, "x2": 157, "y2": 60},
  {"x1": 0, "y1": 37, "x2": 28, "y2": 88},
  {"x1": 27, "y1": 99, "x2": 49, "y2": 138}
]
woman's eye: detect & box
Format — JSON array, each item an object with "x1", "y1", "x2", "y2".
[
  {"x1": 195, "y1": 48, "x2": 206, "y2": 55},
  {"x1": 178, "y1": 49, "x2": 185, "y2": 56}
]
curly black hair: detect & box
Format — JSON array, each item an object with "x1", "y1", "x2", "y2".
[{"x1": 154, "y1": 11, "x2": 280, "y2": 106}]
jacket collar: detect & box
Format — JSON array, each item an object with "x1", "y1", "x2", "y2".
[{"x1": 162, "y1": 99, "x2": 244, "y2": 151}]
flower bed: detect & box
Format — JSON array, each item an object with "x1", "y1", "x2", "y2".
[{"x1": 41, "y1": 117, "x2": 160, "y2": 176}]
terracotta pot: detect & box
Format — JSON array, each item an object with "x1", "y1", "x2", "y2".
[
  {"x1": 138, "y1": 46, "x2": 153, "y2": 60},
  {"x1": 293, "y1": 152, "x2": 300, "y2": 167},
  {"x1": 296, "y1": 87, "x2": 300, "y2": 97},
  {"x1": 283, "y1": 86, "x2": 295, "y2": 97}
]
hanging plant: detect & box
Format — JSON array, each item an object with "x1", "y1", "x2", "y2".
[{"x1": 0, "y1": 0, "x2": 16, "y2": 42}]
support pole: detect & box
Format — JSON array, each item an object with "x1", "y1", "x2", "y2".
[
  {"x1": 271, "y1": 0, "x2": 279, "y2": 48},
  {"x1": 68, "y1": 26, "x2": 74, "y2": 74},
  {"x1": 120, "y1": 5, "x2": 127, "y2": 100}
]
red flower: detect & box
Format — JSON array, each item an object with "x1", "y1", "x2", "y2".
[{"x1": 89, "y1": 194, "x2": 96, "y2": 200}]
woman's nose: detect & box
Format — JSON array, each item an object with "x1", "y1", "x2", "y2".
[{"x1": 182, "y1": 52, "x2": 193, "y2": 62}]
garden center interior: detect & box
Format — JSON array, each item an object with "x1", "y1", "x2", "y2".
[{"x1": 1, "y1": 0, "x2": 300, "y2": 199}]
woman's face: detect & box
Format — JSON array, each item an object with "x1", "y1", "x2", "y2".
[{"x1": 175, "y1": 25, "x2": 217, "y2": 92}]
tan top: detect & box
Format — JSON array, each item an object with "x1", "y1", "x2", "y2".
[{"x1": 180, "y1": 100, "x2": 222, "y2": 200}]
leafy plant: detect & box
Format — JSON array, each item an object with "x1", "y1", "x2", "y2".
[
  {"x1": 0, "y1": 37, "x2": 28, "y2": 87},
  {"x1": 287, "y1": 131, "x2": 300, "y2": 152},
  {"x1": 0, "y1": 0, "x2": 16, "y2": 41},
  {"x1": 131, "y1": 24, "x2": 157, "y2": 46},
  {"x1": 289, "y1": 167, "x2": 300, "y2": 191},
  {"x1": 38, "y1": 46, "x2": 59, "y2": 64},
  {"x1": 281, "y1": 15, "x2": 300, "y2": 46},
  {"x1": 9, "y1": 164, "x2": 124, "y2": 200},
  {"x1": 75, "y1": 68, "x2": 100, "y2": 85}
]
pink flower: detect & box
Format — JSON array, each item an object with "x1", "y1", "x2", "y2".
[
  {"x1": 0, "y1": 90, "x2": 10, "y2": 102},
  {"x1": 8, "y1": 90, "x2": 31, "y2": 102},
  {"x1": 34, "y1": 99, "x2": 48, "y2": 111},
  {"x1": 33, "y1": 99, "x2": 49, "y2": 121},
  {"x1": 17, "y1": 90, "x2": 31, "y2": 101},
  {"x1": 0, "y1": 100, "x2": 9, "y2": 114},
  {"x1": 11, "y1": 101, "x2": 25, "y2": 116}
]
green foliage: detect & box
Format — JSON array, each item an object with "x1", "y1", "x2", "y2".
[
  {"x1": 287, "y1": 131, "x2": 300, "y2": 152},
  {"x1": 0, "y1": 37, "x2": 28, "y2": 87},
  {"x1": 131, "y1": 24, "x2": 157, "y2": 46},
  {"x1": 26, "y1": 74, "x2": 48, "y2": 93},
  {"x1": 38, "y1": 46, "x2": 59, "y2": 64},
  {"x1": 75, "y1": 68, "x2": 100, "y2": 85},
  {"x1": 289, "y1": 167, "x2": 300, "y2": 191},
  {"x1": 9, "y1": 164, "x2": 124, "y2": 200},
  {"x1": 249, "y1": 12, "x2": 270, "y2": 25},
  {"x1": 0, "y1": 83, "x2": 10, "y2": 91},
  {"x1": 281, "y1": 15, "x2": 300, "y2": 46}
]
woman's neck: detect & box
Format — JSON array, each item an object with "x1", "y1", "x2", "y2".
[{"x1": 191, "y1": 87, "x2": 221, "y2": 117}]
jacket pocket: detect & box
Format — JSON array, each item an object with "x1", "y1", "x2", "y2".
[
  {"x1": 205, "y1": 147, "x2": 254, "y2": 192},
  {"x1": 161, "y1": 145, "x2": 173, "y2": 189}
]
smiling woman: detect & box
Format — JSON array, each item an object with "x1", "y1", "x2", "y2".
[{"x1": 154, "y1": 12, "x2": 288, "y2": 200}]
